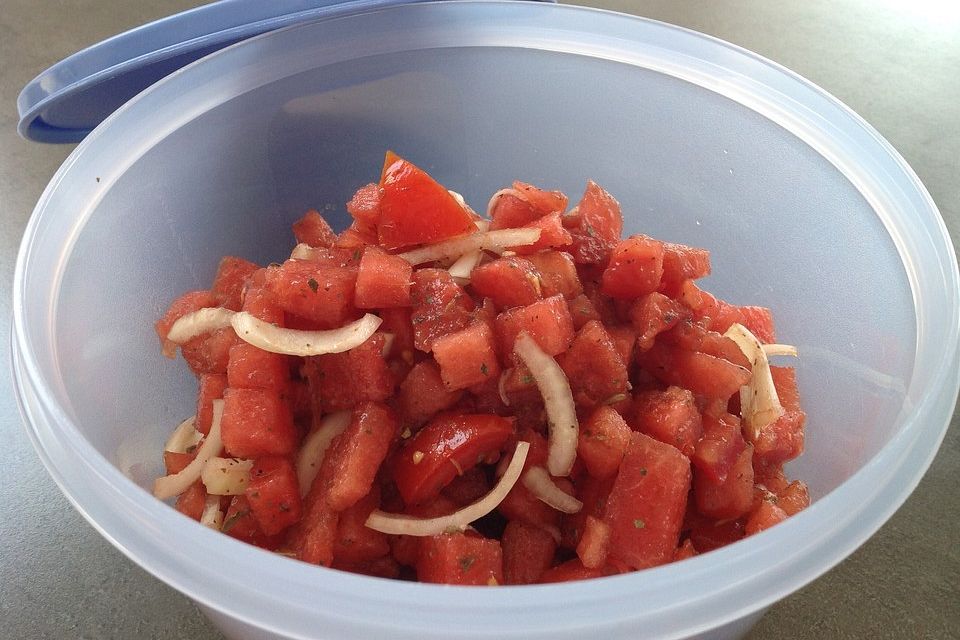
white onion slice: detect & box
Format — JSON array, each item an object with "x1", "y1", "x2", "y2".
[
  {"x1": 290, "y1": 243, "x2": 324, "y2": 260},
  {"x1": 448, "y1": 250, "x2": 482, "y2": 281},
  {"x1": 365, "y1": 441, "x2": 529, "y2": 536},
  {"x1": 166, "y1": 307, "x2": 235, "y2": 344},
  {"x1": 200, "y1": 495, "x2": 224, "y2": 530},
  {"x1": 201, "y1": 457, "x2": 253, "y2": 495},
  {"x1": 497, "y1": 369, "x2": 512, "y2": 407},
  {"x1": 296, "y1": 411, "x2": 352, "y2": 496},
  {"x1": 522, "y1": 466, "x2": 583, "y2": 514},
  {"x1": 154, "y1": 399, "x2": 224, "y2": 500},
  {"x1": 164, "y1": 416, "x2": 202, "y2": 453},
  {"x1": 724, "y1": 323, "x2": 785, "y2": 441},
  {"x1": 513, "y1": 332, "x2": 578, "y2": 477},
  {"x1": 231, "y1": 311, "x2": 382, "y2": 356},
  {"x1": 398, "y1": 228, "x2": 541, "y2": 266},
  {"x1": 763, "y1": 343, "x2": 799, "y2": 358}
]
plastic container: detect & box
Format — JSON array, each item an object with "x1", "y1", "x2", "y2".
[{"x1": 12, "y1": 2, "x2": 959, "y2": 639}]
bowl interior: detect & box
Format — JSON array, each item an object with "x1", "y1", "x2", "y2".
[{"x1": 49, "y1": 43, "x2": 913, "y2": 498}]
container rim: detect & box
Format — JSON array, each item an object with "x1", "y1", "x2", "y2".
[{"x1": 12, "y1": 2, "x2": 959, "y2": 639}]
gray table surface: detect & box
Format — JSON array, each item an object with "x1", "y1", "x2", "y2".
[{"x1": 2, "y1": 1, "x2": 958, "y2": 638}]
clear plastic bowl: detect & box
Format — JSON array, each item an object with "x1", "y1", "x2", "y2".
[{"x1": 12, "y1": 2, "x2": 959, "y2": 639}]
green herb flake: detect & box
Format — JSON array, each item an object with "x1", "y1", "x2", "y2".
[
  {"x1": 640, "y1": 467, "x2": 648, "y2": 476},
  {"x1": 458, "y1": 555, "x2": 476, "y2": 573},
  {"x1": 480, "y1": 362, "x2": 489, "y2": 376},
  {"x1": 307, "y1": 278, "x2": 319, "y2": 293},
  {"x1": 521, "y1": 374, "x2": 534, "y2": 385},
  {"x1": 633, "y1": 519, "x2": 646, "y2": 529},
  {"x1": 353, "y1": 249, "x2": 361, "y2": 261}
]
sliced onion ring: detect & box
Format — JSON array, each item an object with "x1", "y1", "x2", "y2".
[
  {"x1": 166, "y1": 307, "x2": 235, "y2": 344},
  {"x1": 154, "y1": 399, "x2": 224, "y2": 500},
  {"x1": 522, "y1": 466, "x2": 583, "y2": 514},
  {"x1": 365, "y1": 441, "x2": 529, "y2": 536},
  {"x1": 513, "y1": 332, "x2": 578, "y2": 477},
  {"x1": 231, "y1": 311, "x2": 382, "y2": 356},
  {"x1": 200, "y1": 495, "x2": 224, "y2": 530},
  {"x1": 290, "y1": 243, "x2": 324, "y2": 260},
  {"x1": 398, "y1": 228, "x2": 541, "y2": 266},
  {"x1": 296, "y1": 411, "x2": 352, "y2": 496},
  {"x1": 164, "y1": 416, "x2": 202, "y2": 453},
  {"x1": 201, "y1": 457, "x2": 253, "y2": 496},
  {"x1": 448, "y1": 249, "x2": 482, "y2": 281},
  {"x1": 724, "y1": 323, "x2": 786, "y2": 441},
  {"x1": 763, "y1": 343, "x2": 799, "y2": 358}
]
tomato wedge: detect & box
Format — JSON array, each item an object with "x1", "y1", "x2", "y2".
[
  {"x1": 393, "y1": 413, "x2": 514, "y2": 506},
  {"x1": 377, "y1": 151, "x2": 476, "y2": 250}
]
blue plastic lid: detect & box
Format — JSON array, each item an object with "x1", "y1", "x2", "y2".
[{"x1": 18, "y1": 0, "x2": 548, "y2": 143}]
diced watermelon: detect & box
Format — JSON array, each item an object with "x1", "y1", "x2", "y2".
[
  {"x1": 745, "y1": 499, "x2": 788, "y2": 536},
  {"x1": 632, "y1": 386, "x2": 703, "y2": 458},
  {"x1": 494, "y1": 295, "x2": 575, "y2": 357},
  {"x1": 292, "y1": 209, "x2": 337, "y2": 248},
  {"x1": 560, "y1": 474, "x2": 614, "y2": 550},
  {"x1": 410, "y1": 269, "x2": 475, "y2": 352},
  {"x1": 601, "y1": 236, "x2": 665, "y2": 299},
  {"x1": 211, "y1": 257, "x2": 259, "y2": 311},
  {"x1": 397, "y1": 360, "x2": 463, "y2": 425},
  {"x1": 346, "y1": 182, "x2": 382, "y2": 227},
  {"x1": 441, "y1": 467, "x2": 491, "y2": 506},
  {"x1": 378, "y1": 307, "x2": 415, "y2": 362},
  {"x1": 578, "y1": 405, "x2": 632, "y2": 479},
  {"x1": 336, "y1": 220, "x2": 378, "y2": 249},
  {"x1": 604, "y1": 432, "x2": 691, "y2": 570},
  {"x1": 489, "y1": 192, "x2": 542, "y2": 230},
  {"x1": 512, "y1": 181, "x2": 568, "y2": 215},
  {"x1": 220, "y1": 387, "x2": 298, "y2": 458},
  {"x1": 687, "y1": 514, "x2": 745, "y2": 553},
  {"x1": 637, "y1": 342, "x2": 750, "y2": 400},
  {"x1": 241, "y1": 286, "x2": 285, "y2": 325},
  {"x1": 264, "y1": 259, "x2": 358, "y2": 329},
  {"x1": 222, "y1": 495, "x2": 284, "y2": 550},
  {"x1": 378, "y1": 152, "x2": 476, "y2": 250},
  {"x1": 355, "y1": 246, "x2": 413, "y2": 309},
  {"x1": 289, "y1": 490, "x2": 339, "y2": 566},
  {"x1": 180, "y1": 328, "x2": 241, "y2": 376},
  {"x1": 658, "y1": 242, "x2": 711, "y2": 296},
  {"x1": 502, "y1": 520, "x2": 557, "y2": 585},
  {"x1": 469, "y1": 256, "x2": 543, "y2": 310},
  {"x1": 227, "y1": 343, "x2": 289, "y2": 391},
  {"x1": 526, "y1": 250, "x2": 582, "y2": 300},
  {"x1": 691, "y1": 410, "x2": 747, "y2": 484},
  {"x1": 576, "y1": 515, "x2": 612, "y2": 569},
  {"x1": 557, "y1": 320, "x2": 628, "y2": 407},
  {"x1": 566, "y1": 181, "x2": 623, "y2": 266},
  {"x1": 196, "y1": 373, "x2": 227, "y2": 435},
  {"x1": 538, "y1": 559, "x2": 605, "y2": 583},
  {"x1": 431, "y1": 322, "x2": 501, "y2": 390},
  {"x1": 694, "y1": 445, "x2": 754, "y2": 520},
  {"x1": 301, "y1": 333, "x2": 394, "y2": 412},
  {"x1": 417, "y1": 533, "x2": 504, "y2": 586},
  {"x1": 776, "y1": 480, "x2": 810, "y2": 516},
  {"x1": 568, "y1": 294, "x2": 601, "y2": 329},
  {"x1": 630, "y1": 292, "x2": 690, "y2": 352},
  {"x1": 753, "y1": 366, "x2": 805, "y2": 468},
  {"x1": 333, "y1": 486, "x2": 390, "y2": 564},
  {"x1": 245, "y1": 456, "x2": 302, "y2": 536},
  {"x1": 512, "y1": 213, "x2": 573, "y2": 254},
  {"x1": 322, "y1": 402, "x2": 397, "y2": 511}
]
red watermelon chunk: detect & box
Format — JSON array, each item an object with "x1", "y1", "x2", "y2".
[
  {"x1": 292, "y1": 209, "x2": 337, "y2": 248},
  {"x1": 431, "y1": 322, "x2": 501, "y2": 390},
  {"x1": 638, "y1": 342, "x2": 750, "y2": 400},
  {"x1": 601, "y1": 235, "x2": 665, "y2": 300},
  {"x1": 410, "y1": 269, "x2": 475, "y2": 352},
  {"x1": 264, "y1": 259, "x2": 358, "y2": 329},
  {"x1": 301, "y1": 333, "x2": 394, "y2": 412},
  {"x1": 418, "y1": 533, "x2": 504, "y2": 585},
  {"x1": 469, "y1": 256, "x2": 543, "y2": 310},
  {"x1": 211, "y1": 257, "x2": 259, "y2": 311},
  {"x1": 220, "y1": 387, "x2": 298, "y2": 458},
  {"x1": 355, "y1": 246, "x2": 412, "y2": 309},
  {"x1": 494, "y1": 295, "x2": 575, "y2": 357},
  {"x1": 604, "y1": 432, "x2": 691, "y2": 570},
  {"x1": 502, "y1": 519, "x2": 557, "y2": 585},
  {"x1": 397, "y1": 360, "x2": 463, "y2": 425},
  {"x1": 556, "y1": 320, "x2": 628, "y2": 407},
  {"x1": 632, "y1": 386, "x2": 703, "y2": 458},
  {"x1": 245, "y1": 456, "x2": 302, "y2": 536},
  {"x1": 527, "y1": 250, "x2": 582, "y2": 300}
]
